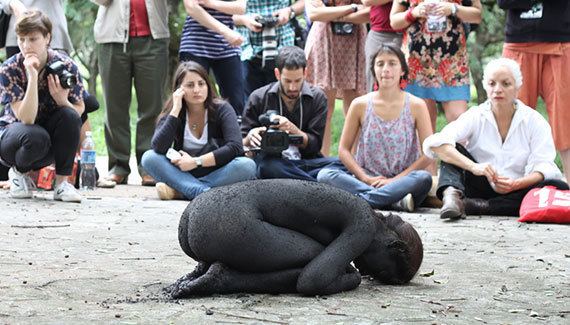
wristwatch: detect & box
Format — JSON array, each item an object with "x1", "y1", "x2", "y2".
[
  {"x1": 350, "y1": 3, "x2": 358, "y2": 13},
  {"x1": 193, "y1": 157, "x2": 203, "y2": 168},
  {"x1": 289, "y1": 6, "x2": 296, "y2": 20},
  {"x1": 450, "y1": 3, "x2": 458, "y2": 16}
]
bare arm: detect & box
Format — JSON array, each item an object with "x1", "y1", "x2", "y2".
[
  {"x1": 361, "y1": 0, "x2": 392, "y2": 7},
  {"x1": 11, "y1": 57, "x2": 40, "y2": 124},
  {"x1": 7, "y1": 0, "x2": 26, "y2": 18},
  {"x1": 337, "y1": 6, "x2": 370, "y2": 24},
  {"x1": 306, "y1": 0, "x2": 359, "y2": 22},
  {"x1": 90, "y1": 0, "x2": 112, "y2": 6},
  {"x1": 184, "y1": 0, "x2": 244, "y2": 46},
  {"x1": 338, "y1": 96, "x2": 371, "y2": 183},
  {"x1": 197, "y1": 0, "x2": 246, "y2": 15}
]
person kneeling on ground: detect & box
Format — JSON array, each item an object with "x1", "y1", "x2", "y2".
[
  {"x1": 0, "y1": 10, "x2": 84, "y2": 202},
  {"x1": 141, "y1": 61, "x2": 257, "y2": 200},
  {"x1": 423, "y1": 58, "x2": 569, "y2": 219},
  {"x1": 317, "y1": 44, "x2": 433, "y2": 212},
  {"x1": 241, "y1": 46, "x2": 341, "y2": 181},
  {"x1": 167, "y1": 179, "x2": 423, "y2": 297}
]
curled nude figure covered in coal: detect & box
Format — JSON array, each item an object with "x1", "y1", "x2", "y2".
[{"x1": 167, "y1": 179, "x2": 424, "y2": 298}]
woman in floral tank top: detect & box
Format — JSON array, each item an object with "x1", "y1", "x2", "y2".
[{"x1": 318, "y1": 45, "x2": 433, "y2": 211}]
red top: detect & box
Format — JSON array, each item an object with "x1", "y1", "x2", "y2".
[
  {"x1": 370, "y1": 2, "x2": 400, "y2": 33},
  {"x1": 129, "y1": 0, "x2": 151, "y2": 37}
]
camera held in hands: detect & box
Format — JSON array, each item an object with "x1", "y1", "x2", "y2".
[
  {"x1": 46, "y1": 61, "x2": 77, "y2": 89},
  {"x1": 254, "y1": 15, "x2": 279, "y2": 28},
  {"x1": 331, "y1": 22, "x2": 354, "y2": 35},
  {"x1": 258, "y1": 110, "x2": 303, "y2": 155}
]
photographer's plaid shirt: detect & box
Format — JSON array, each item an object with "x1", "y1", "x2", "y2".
[{"x1": 238, "y1": 0, "x2": 295, "y2": 61}]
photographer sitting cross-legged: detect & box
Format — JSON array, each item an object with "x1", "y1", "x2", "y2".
[
  {"x1": 242, "y1": 46, "x2": 341, "y2": 181},
  {"x1": 0, "y1": 10, "x2": 84, "y2": 202}
]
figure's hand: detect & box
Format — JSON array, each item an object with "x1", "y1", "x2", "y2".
[
  {"x1": 171, "y1": 151, "x2": 198, "y2": 171},
  {"x1": 274, "y1": 115, "x2": 301, "y2": 135},
  {"x1": 246, "y1": 126, "x2": 267, "y2": 147},
  {"x1": 373, "y1": 177, "x2": 396, "y2": 188},
  {"x1": 172, "y1": 87, "x2": 185, "y2": 116},
  {"x1": 470, "y1": 163, "x2": 498, "y2": 184},
  {"x1": 273, "y1": 6, "x2": 292, "y2": 26},
  {"x1": 22, "y1": 54, "x2": 40, "y2": 79},
  {"x1": 47, "y1": 74, "x2": 71, "y2": 107},
  {"x1": 493, "y1": 176, "x2": 519, "y2": 194},
  {"x1": 244, "y1": 15, "x2": 263, "y2": 32},
  {"x1": 221, "y1": 29, "x2": 244, "y2": 47}
]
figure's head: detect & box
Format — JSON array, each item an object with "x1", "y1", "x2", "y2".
[
  {"x1": 483, "y1": 58, "x2": 522, "y2": 106},
  {"x1": 370, "y1": 44, "x2": 408, "y2": 89},
  {"x1": 15, "y1": 10, "x2": 52, "y2": 59},
  {"x1": 274, "y1": 46, "x2": 307, "y2": 100},
  {"x1": 354, "y1": 213, "x2": 423, "y2": 284}
]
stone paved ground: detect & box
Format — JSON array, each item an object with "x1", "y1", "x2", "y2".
[{"x1": 1, "y1": 181, "x2": 568, "y2": 324}]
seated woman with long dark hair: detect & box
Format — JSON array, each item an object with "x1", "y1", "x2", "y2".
[
  {"x1": 424, "y1": 58, "x2": 568, "y2": 219},
  {"x1": 167, "y1": 179, "x2": 424, "y2": 297},
  {"x1": 317, "y1": 44, "x2": 433, "y2": 212},
  {"x1": 141, "y1": 61, "x2": 256, "y2": 200}
]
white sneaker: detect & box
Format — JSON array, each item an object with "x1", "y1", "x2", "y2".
[
  {"x1": 53, "y1": 181, "x2": 82, "y2": 203},
  {"x1": 8, "y1": 167, "x2": 35, "y2": 199},
  {"x1": 392, "y1": 193, "x2": 414, "y2": 212}
]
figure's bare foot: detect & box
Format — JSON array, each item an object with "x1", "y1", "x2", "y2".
[
  {"x1": 169, "y1": 262, "x2": 229, "y2": 298},
  {"x1": 164, "y1": 262, "x2": 210, "y2": 295}
]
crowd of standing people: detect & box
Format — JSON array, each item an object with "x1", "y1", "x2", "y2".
[{"x1": 0, "y1": 0, "x2": 568, "y2": 221}]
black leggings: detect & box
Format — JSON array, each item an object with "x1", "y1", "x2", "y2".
[
  {"x1": 0, "y1": 107, "x2": 81, "y2": 175},
  {"x1": 437, "y1": 144, "x2": 569, "y2": 216}
]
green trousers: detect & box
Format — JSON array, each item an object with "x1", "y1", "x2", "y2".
[{"x1": 98, "y1": 36, "x2": 168, "y2": 177}]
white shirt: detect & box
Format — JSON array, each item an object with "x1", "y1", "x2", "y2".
[
  {"x1": 183, "y1": 112, "x2": 208, "y2": 154},
  {"x1": 423, "y1": 100, "x2": 562, "y2": 181}
]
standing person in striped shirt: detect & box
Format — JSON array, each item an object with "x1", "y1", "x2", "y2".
[{"x1": 181, "y1": 0, "x2": 247, "y2": 117}]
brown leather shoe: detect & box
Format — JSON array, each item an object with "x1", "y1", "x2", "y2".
[
  {"x1": 106, "y1": 173, "x2": 128, "y2": 185},
  {"x1": 141, "y1": 175, "x2": 156, "y2": 187},
  {"x1": 465, "y1": 198, "x2": 490, "y2": 216},
  {"x1": 440, "y1": 186, "x2": 465, "y2": 220}
]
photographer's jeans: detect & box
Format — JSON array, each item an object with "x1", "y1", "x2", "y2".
[
  {"x1": 317, "y1": 167, "x2": 432, "y2": 209},
  {"x1": 141, "y1": 150, "x2": 257, "y2": 200},
  {"x1": 256, "y1": 154, "x2": 343, "y2": 182}
]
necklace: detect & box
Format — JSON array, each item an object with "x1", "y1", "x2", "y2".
[{"x1": 191, "y1": 123, "x2": 198, "y2": 131}]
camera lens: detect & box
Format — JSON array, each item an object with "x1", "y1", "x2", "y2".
[{"x1": 343, "y1": 23, "x2": 353, "y2": 34}]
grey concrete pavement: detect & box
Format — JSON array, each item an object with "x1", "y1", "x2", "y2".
[{"x1": 0, "y1": 180, "x2": 569, "y2": 324}]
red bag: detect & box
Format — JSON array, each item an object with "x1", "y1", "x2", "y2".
[{"x1": 518, "y1": 186, "x2": 570, "y2": 223}]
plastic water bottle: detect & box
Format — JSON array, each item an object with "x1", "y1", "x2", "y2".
[{"x1": 80, "y1": 131, "x2": 96, "y2": 190}]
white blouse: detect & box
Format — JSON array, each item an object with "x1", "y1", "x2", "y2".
[
  {"x1": 183, "y1": 112, "x2": 208, "y2": 154},
  {"x1": 423, "y1": 100, "x2": 562, "y2": 181}
]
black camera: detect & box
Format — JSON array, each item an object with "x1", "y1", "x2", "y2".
[
  {"x1": 46, "y1": 61, "x2": 77, "y2": 89},
  {"x1": 331, "y1": 22, "x2": 354, "y2": 35},
  {"x1": 254, "y1": 15, "x2": 279, "y2": 28},
  {"x1": 258, "y1": 110, "x2": 303, "y2": 155}
]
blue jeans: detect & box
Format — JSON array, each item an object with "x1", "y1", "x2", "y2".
[
  {"x1": 180, "y1": 53, "x2": 245, "y2": 117},
  {"x1": 256, "y1": 154, "x2": 343, "y2": 182},
  {"x1": 317, "y1": 167, "x2": 432, "y2": 209},
  {"x1": 141, "y1": 150, "x2": 257, "y2": 200}
]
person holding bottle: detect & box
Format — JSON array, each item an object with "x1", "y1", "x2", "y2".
[
  {"x1": 0, "y1": 10, "x2": 84, "y2": 202},
  {"x1": 141, "y1": 61, "x2": 257, "y2": 200}
]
